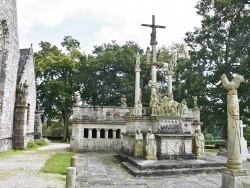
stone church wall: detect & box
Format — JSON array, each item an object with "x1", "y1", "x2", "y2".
[
  {"x1": 17, "y1": 48, "x2": 37, "y2": 142},
  {"x1": 0, "y1": 0, "x2": 19, "y2": 152}
]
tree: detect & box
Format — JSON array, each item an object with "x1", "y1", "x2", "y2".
[
  {"x1": 35, "y1": 36, "x2": 86, "y2": 141},
  {"x1": 78, "y1": 41, "x2": 151, "y2": 107},
  {"x1": 184, "y1": 0, "x2": 250, "y2": 138}
]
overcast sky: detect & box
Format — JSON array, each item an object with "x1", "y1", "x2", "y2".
[{"x1": 16, "y1": 0, "x2": 201, "y2": 54}]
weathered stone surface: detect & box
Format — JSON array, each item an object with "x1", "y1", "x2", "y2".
[{"x1": 0, "y1": 0, "x2": 19, "y2": 152}]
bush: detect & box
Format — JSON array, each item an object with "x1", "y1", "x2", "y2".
[
  {"x1": 27, "y1": 141, "x2": 38, "y2": 149},
  {"x1": 205, "y1": 140, "x2": 225, "y2": 146},
  {"x1": 36, "y1": 138, "x2": 49, "y2": 146},
  {"x1": 205, "y1": 133, "x2": 214, "y2": 140}
]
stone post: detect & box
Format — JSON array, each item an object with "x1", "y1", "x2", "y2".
[
  {"x1": 66, "y1": 167, "x2": 76, "y2": 188},
  {"x1": 96, "y1": 129, "x2": 101, "y2": 138},
  {"x1": 71, "y1": 156, "x2": 78, "y2": 168},
  {"x1": 167, "y1": 70, "x2": 173, "y2": 95},
  {"x1": 112, "y1": 129, "x2": 117, "y2": 139},
  {"x1": 105, "y1": 129, "x2": 109, "y2": 139},
  {"x1": 88, "y1": 129, "x2": 92, "y2": 138}
]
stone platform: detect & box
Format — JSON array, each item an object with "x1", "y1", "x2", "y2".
[{"x1": 118, "y1": 151, "x2": 227, "y2": 176}]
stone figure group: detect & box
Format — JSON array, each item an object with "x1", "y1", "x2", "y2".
[
  {"x1": 134, "y1": 128, "x2": 157, "y2": 160},
  {"x1": 149, "y1": 91, "x2": 190, "y2": 117}
]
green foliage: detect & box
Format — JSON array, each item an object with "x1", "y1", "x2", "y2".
[
  {"x1": 42, "y1": 152, "x2": 75, "y2": 175},
  {"x1": 35, "y1": 36, "x2": 86, "y2": 141},
  {"x1": 184, "y1": 0, "x2": 250, "y2": 138},
  {"x1": 36, "y1": 138, "x2": 49, "y2": 146},
  {"x1": 27, "y1": 141, "x2": 38, "y2": 149},
  {"x1": 205, "y1": 133, "x2": 214, "y2": 140}
]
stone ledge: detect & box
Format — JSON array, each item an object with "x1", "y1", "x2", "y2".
[{"x1": 222, "y1": 167, "x2": 249, "y2": 177}]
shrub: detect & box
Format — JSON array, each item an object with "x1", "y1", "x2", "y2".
[
  {"x1": 205, "y1": 133, "x2": 214, "y2": 140},
  {"x1": 36, "y1": 138, "x2": 49, "y2": 146},
  {"x1": 27, "y1": 141, "x2": 38, "y2": 149}
]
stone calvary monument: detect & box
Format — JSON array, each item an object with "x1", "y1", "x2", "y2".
[
  {"x1": 0, "y1": 0, "x2": 41, "y2": 152},
  {"x1": 70, "y1": 15, "x2": 203, "y2": 161}
]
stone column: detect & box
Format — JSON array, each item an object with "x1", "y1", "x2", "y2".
[
  {"x1": 151, "y1": 45, "x2": 157, "y2": 94},
  {"x1": 105, "y1": 129, "x2": 109, "y2": 139},
  {"x1": 135, "y1": 67, "x2": 141, "y2": 104},
  {"x1": 112, "y1": 129, "x2": 117, "y2": 139},
  {"x1": 88, "y1": 129, "x2": 92, "y2": 138},
  {"x1": 167, "y1": 70, "x2": 173, "y2": 95},
  {"x1": 239, "y1": 120, "x2": 250, "y2": 160},
  {"x1": 96, "y1": 129, "x2": 101, "y2": 138}
]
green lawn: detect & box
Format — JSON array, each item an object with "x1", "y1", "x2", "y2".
[
  {"x1": 205, "y1": 148, "x2": 219, "y2": 153},
  {"x1": 42, "y1": 152, "x2": 75, "y2": 175},
  {"x1": 0, "y1": 150, "x2": 22, "y2": 159}
]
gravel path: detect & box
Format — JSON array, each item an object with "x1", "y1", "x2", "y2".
[{"x1": 0, "y1": 143, "x2": 70, "y2": 188}]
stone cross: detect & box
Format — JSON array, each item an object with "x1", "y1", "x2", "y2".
[
  {"x1": 239, "y1": 120, "x2": 246, "y2": 138},
  {"x1": 142, "y1": 15, "x2": 165, "y2": 94},
  {"x1": 141, "y1": 15, "x2": 165, "y2": 45}
]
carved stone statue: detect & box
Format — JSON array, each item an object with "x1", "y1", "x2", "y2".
[
  {"x1": 194, "y1": 129, "x2": 205, "y2": 158},
  {"x1": 150, "y1": 92, "x2": 159, "y2": 115},
  {"x1": 134, "y1": 128, "x2": 143, "y2": 157},
  {"x1": 133, "y1": 100, "x2": 142, "y2": 116},
  {"x1": 145, "y1": 129, "x2": 157, "y2": 160},
  {"x1": 74, "y1": 91, "x2": 81, "y2": 105},
  {"x1": 121, "y1": 95, "x2": 127, "y2": 107},
  {"x1": 221, "y1": 74, "x2": 245, "y2": 169},
  {"x1": 16, "y1": 80, "x2": 29, "y2": 105},
  {"x1": 179, "y1": 99, "x2": 188, "y2": 117}
]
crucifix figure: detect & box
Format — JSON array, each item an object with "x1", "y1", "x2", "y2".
[{"x1": 141, "y1": 15, "x2": 165, "y2": 45}]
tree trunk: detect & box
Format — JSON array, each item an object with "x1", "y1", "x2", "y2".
[{"x1": 62, "y1": 108, "x2": 69, "y2": 141}]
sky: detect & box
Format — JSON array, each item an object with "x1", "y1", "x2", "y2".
[{"x1": 16, "y1": 0, "x2": 202, "y2": 54}]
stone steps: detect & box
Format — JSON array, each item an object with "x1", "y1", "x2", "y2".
[{"x1": 122, "y1": 161, "x2": 224, "y2": 177}]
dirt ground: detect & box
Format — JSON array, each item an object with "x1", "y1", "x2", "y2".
[{"x1": 0, "y1": 143, "x2": 70, "y2": 188}]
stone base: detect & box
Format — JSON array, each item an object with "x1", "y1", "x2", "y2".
[
  {"x1": 222, "y1": 168, "x2": 249, "y2": 188},
  {"x1": 195, "y1": 155, "x2": 206, "y2": 160},
  {"x1": 158, "y1": 153, "x2": 195, "y2": 160},
  {"x1": 145, "y1": 156, "x2": 157, "y2": 160}
]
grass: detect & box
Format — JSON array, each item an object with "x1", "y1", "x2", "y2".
[
  {"x1": 42, "y1": 152, "x2": 75, "y2": 175},
  {"x1": 0, "y1": 149, "x2": 23, "y2": 159},
  {"x1": 205, "y1": 148, "x2": 219, "y2": 153}
]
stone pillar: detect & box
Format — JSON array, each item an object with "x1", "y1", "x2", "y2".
[
  {"x1": 105, "y1": 129, "x2": 109, "y2": 139},
  {"x1": 13, "y1": 103, "x2": 28, "y2": 149},
  {"x1": 167, "y1": 70, "x2": 173, "y2": 95},
  {"x1": 97, "y1": 129, "x2": 101, "y2": 138},
  {"x1": 112, "y1": 129, "x2": 117, "y2": 139},
  {"x1": 88, "y1": 129, "x2": 92, "y2": 138},
  {"x1": 135, "y1": 67, "x2": 141, "y2": 104},
  {"x1": 66, "y1": 167, "x2": 76, "y2": 188},
  {"x1": 34, "y1": 109, "x2": 42, "y2": 139}
]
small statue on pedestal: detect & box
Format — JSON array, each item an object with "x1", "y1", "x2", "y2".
[
  {"x1": 134, "y1": 128, "x2": 143, "y2": 157},
  {"x1": 145, "y1": 129, "x2": 157, "y2": 160}
]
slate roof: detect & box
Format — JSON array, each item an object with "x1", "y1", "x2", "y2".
[{"x1": 17, "y1": 48, "x2": 31, "y2": 84}]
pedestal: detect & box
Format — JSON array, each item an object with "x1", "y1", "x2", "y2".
[{"x1": 222, "y1": 168, "x2": 249, "y2": 188}]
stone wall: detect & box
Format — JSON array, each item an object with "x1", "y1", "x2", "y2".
[
  {"x1": 71, "y1": 106, "x2": 132, "y2": 151},
  {"x1": 0, "y1": 0, "x2": 19, "y2": 152}
]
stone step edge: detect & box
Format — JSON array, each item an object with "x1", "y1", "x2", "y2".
[
  {"x1": 122, "y1": 162, "x2": 223, "y2": 177},
  {"x1": 127, "y1": 157, "x2": 226, "y2": 170}
]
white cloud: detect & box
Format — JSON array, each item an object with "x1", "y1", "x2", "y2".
[{"x1": 17, "y1": 0, "x2": 201, "y2": 53}]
